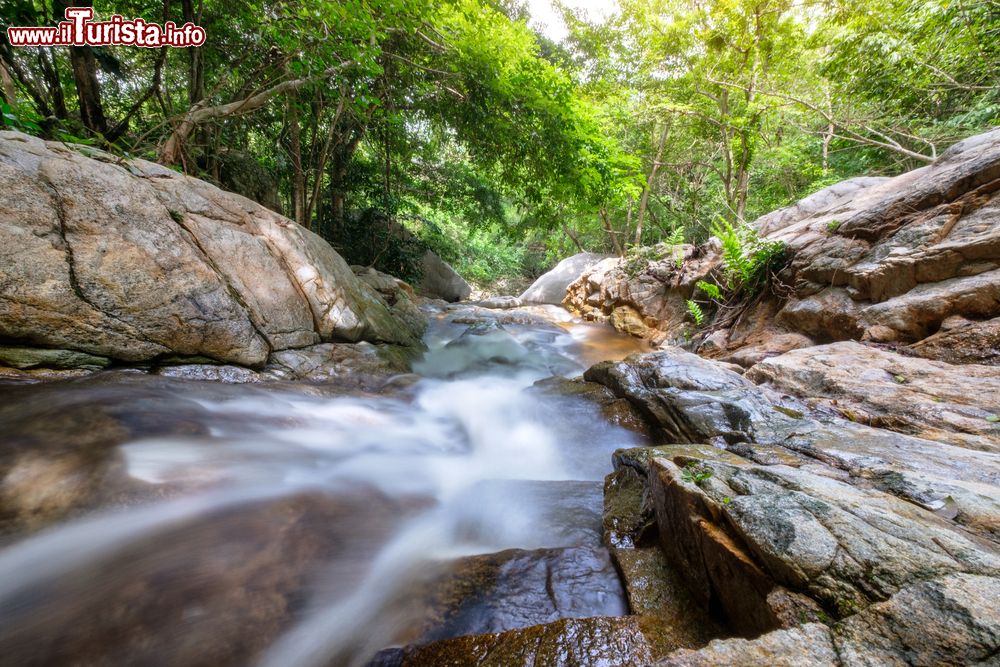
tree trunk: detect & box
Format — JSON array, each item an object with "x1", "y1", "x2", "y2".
[
  {"x1": 822, "y1": 84, "x2": 833, "y2": 171},
  {"x1": 562, "y1": 220, "x2": 584, "y2": 253},
  {"x1": 600, "y1": 208, "x2": 624, "y2": 256},
  {"x1": 635, "y1": 122, "x2": 670, "y2": 245},
  {"x1": 37, "y1": 49, "x2": 68, "y2": 119},
  {"x1": 287, "y1": 98, "x2": 306, "y2": 226},
  {"x1": 55, "y1": 0, "x2": 107, "y2": 135},
  {"x1": 69, "y1": 45, "x2": 107, "y2": 135},
  {"x1": 304, "y1": 144, "x2": 328, "y2": 230},
  {"x1": 304, "y1": 99, "x2": 344, "y2": 228},
  {"x1": 182, "y1": 0, "x2": 204, "y2": 105},
  {"x1": 0, "y1": 61, "x2": 15, "y2": 106},
  {"x1": 0, "y1": 45, "x2": 52, "y2": 117}
]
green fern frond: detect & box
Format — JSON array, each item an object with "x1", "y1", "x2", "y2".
[
  {"x1": 696, "y1": 280, "x2": 723, "y2": 301},
  {"x1": 666, "y1": 225, "x2": 685, "y2": 246},
  {"x1": 709, "y1": 217, "x2": 786, "y2": 295},
  {"x1": 686, "y1": 299, "x2": 705, "y2": 326}
]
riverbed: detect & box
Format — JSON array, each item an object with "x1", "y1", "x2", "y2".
[{"x1": 0, "y1": 304, "x2": 649, "y2": 666}]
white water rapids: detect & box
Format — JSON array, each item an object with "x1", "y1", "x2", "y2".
[{"x1": 0, "y1": 305, "x2": 648, "y2": 666}]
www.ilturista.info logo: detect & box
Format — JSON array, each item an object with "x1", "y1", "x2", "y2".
[{"x1": 7, "y1": 7, "x2": 206, "y2": 48}]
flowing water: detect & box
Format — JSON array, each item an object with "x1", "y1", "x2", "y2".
[{"x1": 0, "y1": 304, "x2": 649, "y2": 666}]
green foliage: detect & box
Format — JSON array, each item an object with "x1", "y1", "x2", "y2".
[
  {"x1": 710, "y1": 218, "x2": 787, "y2": 295},
  {"x1": 681, "y1": 462, "x2": 713, "y2": 484},
  {"x1": 686, "y1": 300, "x2": 705, "y2": 326},
  {"x1": 696, "y1": 280, "x2": 723, "y2": 301},
  {"x1": 665, "y1": 226, "x2": 685, "y2": 246},
  {"x1": 827, "y1": 220, "x2": 842, "y2": 233},
  {"x1": 409, "y1": 210, "x2": 530, "y2": 287},
  {"x1": 336, "y1": 210, "x2": 428, "y2": 284},
  {"x1": 821, "y1": 0, "x2": 1000, "y2": 151},
  {"x1": 3, "y1": 0, "x2": 996, "y2": 289},
  {"x1": 0, "y1": 102, "x2": 41, "y2": 133}
]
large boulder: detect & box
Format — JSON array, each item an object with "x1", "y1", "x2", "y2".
[
  {"x1": 583, "y1": 345, "x2": 1000, "y2": 666},
  {"x1": 520, "y1": 252, "x2": 610, "y2": 305},
  {"x1": 758, "y1": 128, "x2": 1000, "y2": 355},
  {"x1": 589, "y1": 346, "x2": 1000, "y2": 539},
  {"x1": 564, "y1": 245, "x2": 720, "y2": 345},
  {"x1": 752, "y1": 176, "x2": 890, "y2": 237},
  {"x1": 0, "y1": 131, "x2": 424, "y2": 370},
  {"x1": 418, "y1": 250, "x2": 472, "y2": 302},
  {"x1": 563, "y1": 128, "x2": 1000, "y2": 365},
  {"x1": 584, "y1": 348, "x2": 783, "y2": 445}
]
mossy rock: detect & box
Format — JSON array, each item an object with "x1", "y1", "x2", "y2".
[{"x1": 0, "y1": 345, "x2": 110, "y2": 370}]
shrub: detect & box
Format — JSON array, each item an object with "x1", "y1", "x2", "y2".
[{"x1": 681, "y1": 462, "x2": 713, "y2": 484}]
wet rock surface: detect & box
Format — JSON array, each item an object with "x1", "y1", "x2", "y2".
[
  {"x1": 584, "y1": 343, "x2": 1000, "y2": 666},
  {"x1": 531, "y1": 376, "x2": 651, "y2": 437},
  {"x1": 262, "y1": 342, "x2": 419, "y2": 389},
  {"x1": 473, "y1": 295, "x2": 523, "y2": 310},
  {"x1": 379, "y1": 616, "x2": 657, "y2": 667},
  {"x1": 747, "y1": 341, "x2": 1000, "y2": 451},
  {"x1": 1, "y1": 490, "x2": 417, "y2": 667},
  {"x1": 413, "y1": 546, "x2": 628, "y2": 643},
  {"x1": 614, "y1": 547, "x2": 725, "y2": 652},
  {"x1": 584, "y1": 347, "x2": 786, "y2": 444}
]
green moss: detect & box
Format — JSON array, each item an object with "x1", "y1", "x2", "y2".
[
  {"x1": 0, "y1": 345, "x2": 110, "y2": 370},
  {"x1": 773, "y1": 405, "x2": 805, "y2": 419}
]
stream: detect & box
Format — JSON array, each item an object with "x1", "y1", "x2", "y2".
[{"x1": 0, "y1": 304, "x2": 649, "y2": 667}]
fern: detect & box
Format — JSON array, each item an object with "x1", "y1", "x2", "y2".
[
  {"x1": 696, "y1": 280, "x2": 723, "y2": 301},
  {"x1": 665, "y1": 225, "x2": 685, "y2": 247},
  {"x1": 686, "y1": 299, "x2": 705, "y2": 326},
  {"x1": 709, "y1": 217, "x2": 786, "y2": 295}
]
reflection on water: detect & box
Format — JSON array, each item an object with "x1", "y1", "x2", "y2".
[{"x1": 0, "y1": 306, "x2": 647, "y2": 666}]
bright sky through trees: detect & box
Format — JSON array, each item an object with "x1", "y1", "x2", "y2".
[{"x1": 526, "y1": 0, "x2": 620, "y2": 41}]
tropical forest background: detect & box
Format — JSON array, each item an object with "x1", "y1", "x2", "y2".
[{"x1": 2, "y1": 0, "x2": 997, "y2": 289}]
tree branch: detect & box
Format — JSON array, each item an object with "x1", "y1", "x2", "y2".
[{"x1": 158, "y1": 60, "x2": 354, "y2": 165}]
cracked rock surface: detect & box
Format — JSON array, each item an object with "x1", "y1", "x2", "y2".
[
  {"x1": 0, "y1": 131, "x2": 423, "y2": 370},
  {"x1": 587, "y1": 342, "x2": 1000, "y2": 666}
]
